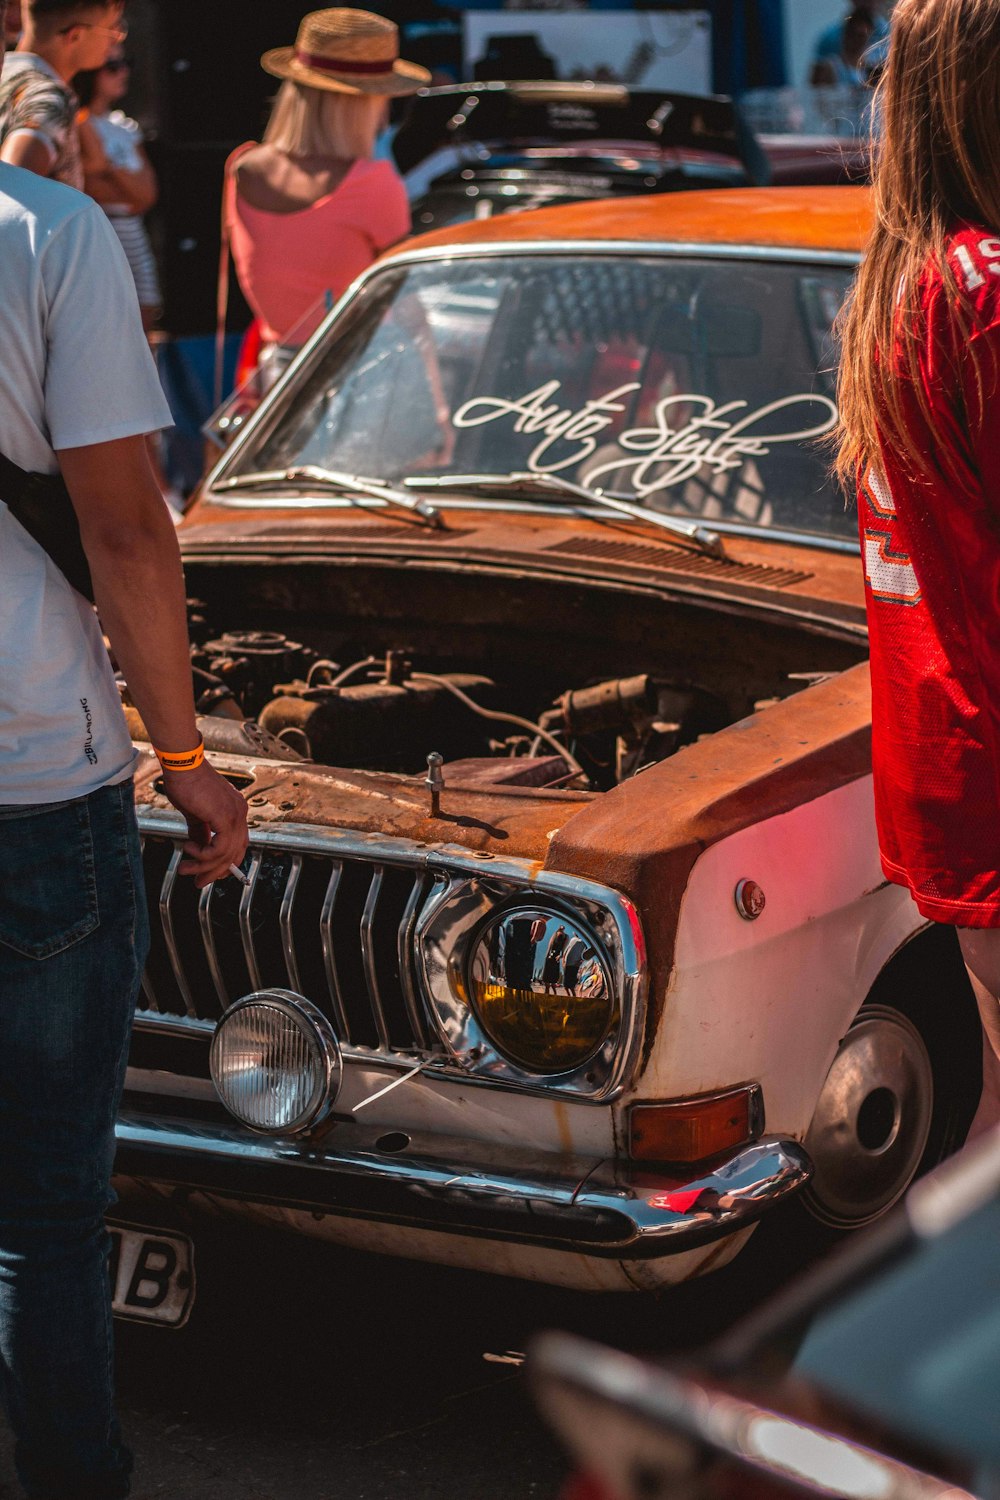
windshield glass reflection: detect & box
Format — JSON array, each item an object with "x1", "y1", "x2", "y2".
[{"x1": 227, "y1": 254, "x2": 855, "y2": 541}]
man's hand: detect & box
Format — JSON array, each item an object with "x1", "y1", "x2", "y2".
[{"x1": 160, "y1": 762, "x2": 249, "y2": 888}]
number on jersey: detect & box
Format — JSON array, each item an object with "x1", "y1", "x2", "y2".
[
  {"x1": 861, "y1": 467, "x2": 921, "y2": 606},
  {"x1": 954, "y1": 237, "x2": 1000, "y2": 293}
]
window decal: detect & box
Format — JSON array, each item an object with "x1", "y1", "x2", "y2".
[{"x1": 452, "y1": 382, "x2": 839, "y2": 500}]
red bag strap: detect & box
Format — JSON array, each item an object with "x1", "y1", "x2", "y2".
[{"x1": 214, "y1": 142, "x2": 256, "y2": 406}]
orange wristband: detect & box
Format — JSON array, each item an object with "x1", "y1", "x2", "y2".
[{"x1": 154, "y1": 739, "x2": 205, "y2": 772}]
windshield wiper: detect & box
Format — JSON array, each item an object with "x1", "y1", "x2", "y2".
[
  {"x1": 213, "y1": 466, "x2": 443, "y2": 529},
  {"x1": 403, "y1": 472, "x2": 724, "y2": 556}
]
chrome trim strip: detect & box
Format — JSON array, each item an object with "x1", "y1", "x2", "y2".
[
  {"x1": 125, "y1": 1068, "x2": 218, "y2": 1103},
  {"x1": 398, "y1": 873, "x2": 431, "y2": 1050},
  {"x1": 359, "y1": 865, "x2": 390, "y2": 1050},
  {"x1": 279, "y1": 855, "x2": 304, "y2": 994},
  {"x1": 131, "y1": 1020, "x2": 449, "y2": 1073},
  {"x1": 197, "y1": 881, "x2": 228, "y2": 1011},
  {"x1": 689, "y1": 517, "x2": 859, "y2": 555},
  {"x1": 134, "y1": 1012, "x2": 215, "y2": 1039},
  {"x1": 114, "y1": 1116, "x2": 811, "y2": 1258},
  {"x1": 238, "y1": 852, "x2": 264, "y2": 990},
  {"x1": 382, "y1": 239, "x2": 863, "y2": 270},
  {"x1": 159, "y1": 846, "x2": 197, "y2": 1020},
  {"x1": 319, "y1": 860, "x2": 351, "y2": 1040}
]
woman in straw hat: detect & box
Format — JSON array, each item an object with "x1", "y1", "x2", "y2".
[{"x1": 224, "y1": 8, "x2": 429, "y2": 372}]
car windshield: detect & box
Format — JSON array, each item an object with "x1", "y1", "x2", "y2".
[{"x1": 224, "y1": 253, "x2": 856, "y2": 542}]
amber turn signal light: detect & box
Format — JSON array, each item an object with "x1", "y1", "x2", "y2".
[{"x1": 629, "y1": 1086, "x2": 763, "y2": 1165}]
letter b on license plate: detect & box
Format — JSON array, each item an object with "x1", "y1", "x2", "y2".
[{"x1": 108, "y1": 1222, "x2": 195, "y2": 1328}]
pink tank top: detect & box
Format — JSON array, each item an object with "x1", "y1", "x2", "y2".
[{"x1": 226, "y1": 147, "x2": 411, "y2": 345}]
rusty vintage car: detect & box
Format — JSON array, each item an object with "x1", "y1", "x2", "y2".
[{"x1": 111, "y1": 186, "x2": 981, "y2": 1320}]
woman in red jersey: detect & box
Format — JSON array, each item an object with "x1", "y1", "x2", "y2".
[{"x1": 836, "y1": 0, "x2": 1000, "y2": 1136}]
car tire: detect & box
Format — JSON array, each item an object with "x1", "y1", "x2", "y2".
[{"x1": 800, "y1": 926, "x2": 981, "y2": 1231}]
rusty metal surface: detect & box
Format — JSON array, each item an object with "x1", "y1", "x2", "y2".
[
  {"x1": 133, "y1": 747, "x2": 591, "y2": 863},
  {"x1": 178, "y1": 508, "x2": 866, "y2": 631},
  {"x1": 544, "y1": 661, "x2": 873, "y2": 1052},
  {"x1": 389, "y1": 185, "x2": 871, "y2": 259}
]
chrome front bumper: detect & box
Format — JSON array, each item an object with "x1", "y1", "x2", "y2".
[{"x1": 115, "y1": 1113, "x2": 811, "y2": 1260}]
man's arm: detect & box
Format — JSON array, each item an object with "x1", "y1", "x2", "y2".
[
  {"x1": 0, "y1": 128, "x2": 56, "y2": 176},
  {"x1": 58, "y1": 434, "x2": 248, "y2": 887}
]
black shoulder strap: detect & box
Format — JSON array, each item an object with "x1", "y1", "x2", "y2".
[{"x1": 0, "y1": 448, "x2": 31, "y2": 504}]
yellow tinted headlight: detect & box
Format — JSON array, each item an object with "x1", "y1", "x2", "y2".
[{"x1": 467, "y1": 908, "x2": 616, "y2": 1073}]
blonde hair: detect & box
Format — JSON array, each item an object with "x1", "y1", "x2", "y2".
[
  {"x1": 263, "y1": 79, "x2": 385, "y2": 159},
  {"x1": 835, "y1": 0, "x2": 1000, "y2": 488}
]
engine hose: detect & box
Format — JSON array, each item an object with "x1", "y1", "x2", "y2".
[{"x1": 408, "y1": 672, "x2": 587, "y2": 780}]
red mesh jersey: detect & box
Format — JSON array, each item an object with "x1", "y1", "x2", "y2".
[{"x1": 860, "y1": 225, "x2": 1000, "y2": 926}]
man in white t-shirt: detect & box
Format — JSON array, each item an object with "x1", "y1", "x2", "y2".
[{"x1": 0, "y1": 28, "x2": 248, "y2": 1493}]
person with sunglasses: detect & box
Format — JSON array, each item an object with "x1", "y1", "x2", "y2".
[
  {"x1": 75, "y1": 45, "x2": 160, "y2": 329},
  {"x1": 0, "y1": 0, "x2": 124, "y2": 187}
]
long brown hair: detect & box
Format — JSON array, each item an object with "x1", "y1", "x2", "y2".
[{"x1": 835, "y1": 0, "x2": 1000, "y2": 487}]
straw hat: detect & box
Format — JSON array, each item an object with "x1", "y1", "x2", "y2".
[{"x1": 262, "y1": 8, "x2": 430, "y2": 97}]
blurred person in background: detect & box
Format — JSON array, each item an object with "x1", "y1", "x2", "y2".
[
  {"x1": 75, "y1": 42, "x2": 161, "y2": 330},
  {"x1": 0, "y1": 0, "x2": 124, "y2": 186},
  {"x1": 811, "y1": 2, "x2": 891, "y2": 84},
  {"x1": 810, "y1": 6, "x2": 879, "y2": 86},
  {"x1": 223, "y1": 6, "x2": 428, "y2": 386}
]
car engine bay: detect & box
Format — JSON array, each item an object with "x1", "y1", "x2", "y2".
[{"x1": 117, "y1": 561, "x2": 867, "y2": 794}]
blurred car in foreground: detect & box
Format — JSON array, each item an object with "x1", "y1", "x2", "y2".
[
  {"x1": 533, "y1": 1128, "x2": 1000, "y2": 1499},
  {"x1": 110, "y1": 185, "x2": 980, "y2": 1324}
]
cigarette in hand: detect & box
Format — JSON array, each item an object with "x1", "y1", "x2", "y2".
[{"x1": 229, "y1": 863, "x2": 250, "y2": 886}]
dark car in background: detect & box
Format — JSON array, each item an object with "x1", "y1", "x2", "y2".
[
  {"x1": 393, "y1": 82, "x2": 868, "y2": 234},
  {"x1": 395, "y1": 83, "x2": 771, "y2": 232}
]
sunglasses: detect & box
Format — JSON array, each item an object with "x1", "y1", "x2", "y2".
[
  {"x1": 101, "y1": 57, "x2": 129, "y2": 73},
  {"x1": 59, "y1": 20, "x2": 129, "y2": 42}
]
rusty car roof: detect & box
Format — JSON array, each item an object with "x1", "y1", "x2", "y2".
[{"x1": 391, "y1": 185, "x2": 872, "y2": 259}]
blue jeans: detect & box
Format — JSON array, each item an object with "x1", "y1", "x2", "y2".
[{"x1": 0, "y1": 780, "x2": 147, "y2": 1499}]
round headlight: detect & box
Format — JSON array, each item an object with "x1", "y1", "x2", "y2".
[
  {"x1": 210, "y1": 989, "x2": 342, "y2": 1135},
  {"x1": 467, "y1": 908, "x2": 617, "y2": 1074}
]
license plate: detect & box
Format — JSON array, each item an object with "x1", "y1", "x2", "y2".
[{"x1": 108, "y1": 1222, "x2": 195, "y2": 1328}]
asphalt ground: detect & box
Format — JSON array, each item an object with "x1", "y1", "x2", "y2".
[{"x1": 0, "y1": 1207, "x2": 831, "y2": 1499}]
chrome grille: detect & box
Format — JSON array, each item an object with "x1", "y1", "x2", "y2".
[
  {"x1": 138, "y1": 832, "x2": 433, "y2": 1058},
  {"x1": 133, "y1": 810, "x2": 648, "y2": 1103}
]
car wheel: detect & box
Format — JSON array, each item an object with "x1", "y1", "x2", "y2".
[{"x1": 801, "y1": 931, "x2": 981, "y2": 1230}]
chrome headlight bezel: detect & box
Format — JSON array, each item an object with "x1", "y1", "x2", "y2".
[
  {"x1": 210, "y1": 988, "x2": 343, "y2": 1136},
  {"x1": 416, "y1": 870, "x2": 645, "y2": 1101}
]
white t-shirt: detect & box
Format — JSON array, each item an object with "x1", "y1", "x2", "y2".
[{"x1": 0, "y1": 163, "x2": 172, "y2": 804}]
